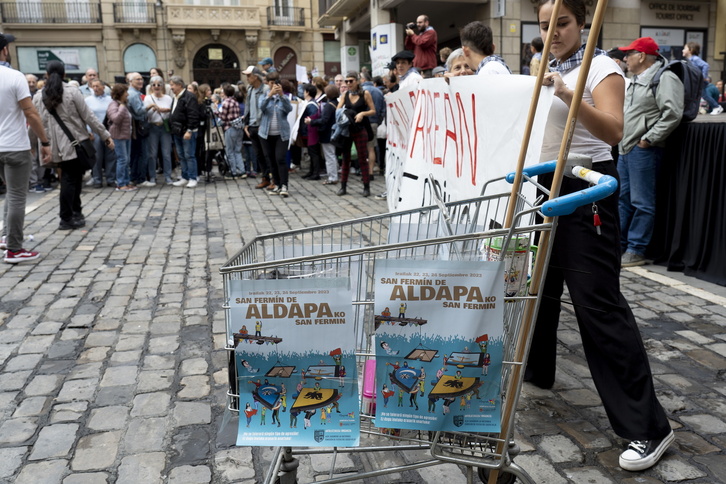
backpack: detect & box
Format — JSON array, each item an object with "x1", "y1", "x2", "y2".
[{"x1": 650, "y1": 58, "x2": 703, "y2": 122}]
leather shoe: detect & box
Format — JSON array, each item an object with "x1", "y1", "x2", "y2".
[
  {"x1": 255, "y1": 180, "x2": 270, "y2": 189},
  {"x1": 307, "y1": 176, "x2": 321, "y2": 181},
  {"x1": 362, "y1": 188, "x2": 370, "y2": 197},
  {"x1": 301, "y1": 172, "x2": 314, "y2": 179},
  {"x1": 336, "y1": 187, "x2": 347, "y2": 196},
  {"x1": 59, "y1": 219, "x2": 84, "y2": 231}
]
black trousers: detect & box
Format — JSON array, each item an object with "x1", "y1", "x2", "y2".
[
  {"x1": 526, "y1": 160, "x2": 670, "y2": 441},
  {"x1": 307, "y1": 143, "x2": 322, "y2": 176},
  {"x1": 247, "y1": 126, "x2": 269, "y2": 180},
  {"x1": 59, "y1": 159, "x2": 84, "y2": 222}
]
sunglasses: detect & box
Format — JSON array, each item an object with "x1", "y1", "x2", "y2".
[
  {"x1": 151, "y1": 83, "x2": 162, "y2": 87},
  {"x1": 345, "y1": 79, "x2": 356, "y2": 84}
]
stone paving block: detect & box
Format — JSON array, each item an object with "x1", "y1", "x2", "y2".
[
  {"x1": 148, "y1": 335, "x2": 180, "y2": 354},
  {"x1": 13, "y1": 396, "x2": 50, "y2": 417},
  {"x1": 557, "y1": 421, "x2": 612, "y2": 449},
  {"x1": 109, "y1": 350, "x2": 143, "y2": 366},
  {"x1": 167, "y1": 465, "x2": 212, "y2": 484},
  {"x1": 71, "y1": 430, "x2": 122, "y2": 471},
  {"x1": 57, "y1": 378, "x2": 98, "y2": 402},
  {"x1": 85, "y1": 331, "x2": 118, "y2": 348},
  {"x1": 31, "y1": 321, "x2": 63, "y2": 335},
  {"x1": 131, "y1": 392, "x2": 172, "y2": 417},
  {"x1": 681, "y1": 414, "x2": 726, "y2": 434},
  {"x1": 675, "y1": 431, "x2": 720, "y2": 455},
  {"x1": 2, "y1": 328, "x2": 30, "y2": 343},
  {"x1": 87, "y1": 405, "x2": 129, "y2": 430},
  {"x1": 654, "y1": 455, "x2": 707, "y2": 481},
  {"x1": 69, "y1": 362, "x2": 103, "y2": 381},
  {"x1": 123, "y1": 417, "x2": 167, "y2": 453},
  {"x1": 0, "y1": 370, "x2": 32, "y2": 391},
  {"x1": 51, "y1": 402, "x2": 89, "y2": 423},
  {"x1": 62, "y1": 472, "x2": 110, "y2": 484},
  {"x1": 100, "y1": 365, "x2": 138, "y2": 387},
  {"x1": 116, "y1": 452, "x2": 166, "y2": 484},
  {"x1": 137, "y1": 370, "x2": 175, "y2": 392},
  {"x1": 562, "y1": 466, "x2": 615, "y2": 483},
  {"x1": 539, "y1": 434, "x2": 584, "y2": 464},
  {"x1": 213, "y1": 448, "x2": 256, "y2": 481},
  {"x1": 95, "y1": 384, "x2": 136, "y2": 406},
  {"x1": 169, "y1": 427, "x2": 211, "y2": 466},
  {"x1": 14, "y1": 459, "x2": 69, "y2": 484},
  {"x1": 180, "y1": 357, "x2": 208, "y2": 376},
  {"x1": 61, "y1": 328, "x2": 89, "y2": 341},
  {"x1": 558, "y1": 388, "x2": 602, "y2": 407},
  {"x1": 78, "y1": 346, "x2": 111, "y2": 363},
  {"x1": 177, "y1": 375, "x2": 211, "y2": 399},
  {"x1": 0, "y1": 446, "x2": 27, "y2": 479},
  {"x1": 150, "y1": 321, "x2": 182, "y2": 335},
  {"x1": 28, "y1": 423, "x2": 79, "y2": 460},
  {"x1": 515, "y1": 454, "x2": 567, "y2": 484},
  {"x1": 4, "y1": 353, "x2": 44, "y2": 372},
  {"x1": 172, "y1": 402, "x2": 212, "y2": 427},
  {"x1": 142, "y1": 355, "x2": 176, "y2": 371},
  {"x1": 685, "y1": 348, "x2": 726, "y2": 370},
  {"x1": 116, "y1": 334, "x2": 146, "y2": 352}
]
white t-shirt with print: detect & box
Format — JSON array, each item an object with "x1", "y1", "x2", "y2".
[
  {"x1": 540, "y1": 55, "x2": 624, "y2": 164},
  {"x1": 0, "y1": 66, "x2": 32, "y2": 151}
]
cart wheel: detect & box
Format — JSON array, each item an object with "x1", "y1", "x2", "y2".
[{"x1": 477, "y1": 467, "x2": 517, "y2": 484}]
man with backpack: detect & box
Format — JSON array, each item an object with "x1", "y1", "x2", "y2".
[{"x1": 617, "y1": 37, "x2": 684, "y2": 268}]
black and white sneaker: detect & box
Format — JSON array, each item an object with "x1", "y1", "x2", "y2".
[{"x1": 619, "y1": 430, "x2": 674, "y2": 471}]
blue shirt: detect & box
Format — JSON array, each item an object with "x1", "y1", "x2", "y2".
[
  {"x1": 84, "y1": 92, "x2": 112, "y2": 123},
  {"x1": 127, "y1": 86, "x2": 146, "y2": 122},
  {"x1": 688, "y1": 55, "x2": 709, "y2": 80},
  {"x1": 361, "y1": 81, "x2": 385, "y2": 124}
]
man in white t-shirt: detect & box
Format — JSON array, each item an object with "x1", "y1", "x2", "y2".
[
  {"x1": 459, "y1": 21, "x2": 511, "y2": 75},
  {"x1": 0, "y1": 33, "x2": 52, "y2": 263}
]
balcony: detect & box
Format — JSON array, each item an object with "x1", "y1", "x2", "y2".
[
  {"x1": 113, "y1": 2, "x2": 156, "y2": 24},
  {"x1": 266, "y1": 6, "x2": 305, "y2": 27},
  {"x1": 317, "y1": 0, "x2": 365, "y2": 27},
  {"x1": 0, "y1": 2, "x2": 102, "y2": 24}
]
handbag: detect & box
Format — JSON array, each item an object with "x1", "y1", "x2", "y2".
[
  {"x1": 49, "y1": 108, "x2": 96, "y2": 171},
  {"x1": 205, "y1": 126, "x2": 224, "y2": 151},
  {"x1": 135, "y1": 119, "x2": 150, "y2": 138}
]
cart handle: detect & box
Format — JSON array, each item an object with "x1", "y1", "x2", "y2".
[{"x1": 506, "y1": 161, "x2": 618, "y2": 217}]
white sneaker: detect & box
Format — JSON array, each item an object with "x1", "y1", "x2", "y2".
[
  {"x1": 139, "y1": 181, "x2": 157, "y2": 187},
  {"x1": 172, "y1": 179, "x2": 188, "y2": 187},
  {"x1": 279, "y1": 185, "x2": 289, "y2": 197},
  {"x1": 85, "y1": 178, "x2": 95, "y2": 186},
  {"x1": 186, "y1": 179, "x2": 198, "y2": 188},
  {"x1": 619, "y1": 430, "x2": 674, "y2": 471},
  {"x1": 710, "y1": 105, "x2": 724, "y2": 115}
]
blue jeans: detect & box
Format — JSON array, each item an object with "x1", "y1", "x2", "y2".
[
  {"x1": 173, "y1": 135, "x2": 197, "y2": 181},
  {"x1": 618, "y1": 145, "x2": 662, "y2": 255},
  {"x1": 92, "y1": 135, "x2": 116, "y2": 184},
  {"x1": 114, "y1": 139, "x2": 131, "y2": 187},
  {"x1": 242, "y1": 143, "x2": 255, "y2": 173},
  {"x1": 148, "y1": 124, "x2": 173, "y2": 183},
  {"x1": 225, "y1": 127, "x2": 244, "y2": 175}
]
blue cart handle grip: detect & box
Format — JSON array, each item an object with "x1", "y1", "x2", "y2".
[
  {"x1": 540, "y1": 166, "x2": 618, "y2": 217},
  {"x1": 505, "y1": 160, "x2": 557, "y2": 183}
]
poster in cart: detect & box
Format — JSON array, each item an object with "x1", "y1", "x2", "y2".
[
  {"x1": 374, "y1": 260, "x2": 505, "y2": 432},
  {"x1": 231, "y1": 278, "x2": 359, "y2": 447}
]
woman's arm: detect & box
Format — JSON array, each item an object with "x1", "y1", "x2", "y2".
[
  {"x1": 546, "y1": 71, "x2": 624, "y2": 146},
  {"x1": 337, "y1": 93, "x2": 346, "y2": 110},
  {"x1": 354, "y1": 91, "x2": 376, "y2": 123}
]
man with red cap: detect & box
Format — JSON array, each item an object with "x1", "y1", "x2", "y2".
[{"x1": 617, "y1": 37, "x2": 683, "y2": 268}]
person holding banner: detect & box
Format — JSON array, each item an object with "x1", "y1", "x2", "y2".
[
  {"x1": 525, "y1": 0, "x2": 673, "y2": 473},
  {"x1": 336, "y1": 72, "x2": 375, "y2": 197}
]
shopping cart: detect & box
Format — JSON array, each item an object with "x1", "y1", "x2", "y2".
[{"x1": 220, "y1": 157, "x2": 617, "y2": 484}]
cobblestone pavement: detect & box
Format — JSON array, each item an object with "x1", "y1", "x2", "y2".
[{"x1": 1, "y1": 172, "x2": 725, "y2": 484}]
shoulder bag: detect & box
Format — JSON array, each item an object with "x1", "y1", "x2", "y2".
[{"x1": 49, "y1": 108, "x2": 96, "y2": 171}]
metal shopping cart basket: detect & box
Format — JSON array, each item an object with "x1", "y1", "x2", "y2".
[{"x1": 219, "y1": 158, "x2": 617, "y2": 484}]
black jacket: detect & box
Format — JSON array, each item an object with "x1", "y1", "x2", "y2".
[
  {"x1": 310, "y1": 99, "x2": 337, "y2": 143},
  {"x1": 170, "y1": 90, "x2": 200, "y2": 132}
]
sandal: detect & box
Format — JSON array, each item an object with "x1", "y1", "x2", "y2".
[{"x1": 322, "y1": 180, "x2": 338, "y2": 185}]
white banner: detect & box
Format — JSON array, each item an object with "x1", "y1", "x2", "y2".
[{"x1": 384, "y1": 76, "x2": 553, "y2": 222}]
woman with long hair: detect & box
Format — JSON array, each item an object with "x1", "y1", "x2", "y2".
[
  {"x1": 307, "y1": 84, "x2": 339, "y2": 185},
  {"x1": 106, "y1": 84, "x2": 135, "y2": 192},
  {"x1": 526, "y1": 0, "x2": 673, "y2": 472},
  {"x1": 143, "y1": 76, "x2": 173, "y2": 184},
  {"x1": 145, "y1": 67, "x2": 172, "y2": 96},
  {"x1": 35, "y1": 60, "x2": 113, "y2": 230},
  {"x1": 336, "y1": 71, "x2": 375, "y2": 197}
]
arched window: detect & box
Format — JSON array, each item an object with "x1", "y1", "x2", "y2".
[{"x1": 123, "y1": 44, "x2": 157, "y2": 73}]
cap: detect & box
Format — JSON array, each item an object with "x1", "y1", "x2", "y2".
[
  {"x1": 432, "y1": 66, "x2": 446, "y2": 76},
  {"x1": 0, "y1": 33, "x2": 16, "y2": 50},
  {"x1": 242, "y1": 65, "x2": 265, "y2": 77},
  {"x1": 391, "y1": 50, "x2": 415, "y2": 62},
  {"x1": 606, "y1": 47, "x2": 626, "y2": 62},
  {"x1": 618, "y1": 37, "x2": 659, "y2": 56},
  {"x1": 258, "y1": 57, "x2": 273, "y2": 66}
]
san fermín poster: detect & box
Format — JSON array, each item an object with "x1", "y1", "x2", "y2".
[
  {"x1": 232, "y1": 278, "x2": 359, "y2": 447},
  {"x1": 374, "y1": 260, "x2": 504, "y2": 432}
]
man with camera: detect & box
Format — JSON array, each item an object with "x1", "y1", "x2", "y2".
[{"x1": 404, "y1": 15, "x2": 438, "y2": 78}]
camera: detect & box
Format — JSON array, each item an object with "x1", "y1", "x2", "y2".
[{"x1": 406, "y1": 22, "x2": 416, "y2": 31}]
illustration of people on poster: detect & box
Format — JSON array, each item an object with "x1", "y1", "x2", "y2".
[
  {"x1": 374, "y1": 260, "x2": 504, "y2": 432},
  {"x1": 231, "y1": 278, "x2": 359, "y2": 447}
]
